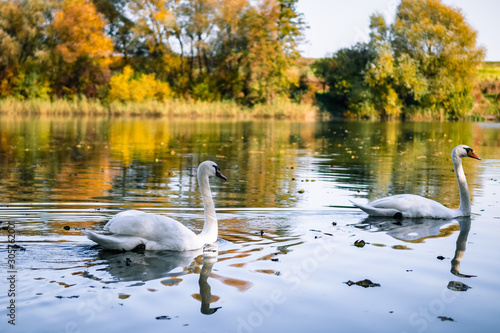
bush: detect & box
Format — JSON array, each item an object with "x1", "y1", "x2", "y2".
[{"x1": 108, "y1": 66, "x2": 171, "y2": 103}]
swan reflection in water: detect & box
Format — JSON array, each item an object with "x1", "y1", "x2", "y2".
[
  {"x1": 195, "y1": 246, "x2": 222, "y2": 314},
  {"x1": 451, "y1": 217, "x2": 476, "y2": 278},
  {"x1": 354, "y1": 216, "x2": 475, "y2": 277},
  {"x1": 93, "y1": 244, "x2": 222, "y2": 314}
]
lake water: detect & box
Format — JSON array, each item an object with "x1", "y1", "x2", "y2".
[{"x1": 1, "y1": 117, "x2": 500, "y2": 332}]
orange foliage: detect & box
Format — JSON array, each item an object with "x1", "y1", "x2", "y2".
[{"x1": 53, "y1": 0, "x2": 113, "y2": 63}]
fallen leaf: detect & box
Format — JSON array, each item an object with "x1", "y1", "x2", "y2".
[
  {"x1": 354, "y1": 240, "x2": 366, "y2": 248},
  {"x1": 344, "y1": 279, "x2": 380, "y2": 288},
  {"x1": 447, "y1": 281, "x2": 471, "y2": 292}
]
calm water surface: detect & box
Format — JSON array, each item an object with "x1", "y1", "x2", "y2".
[{"x1": 1, "y1": 117, "x2": 500, "y2": 332}]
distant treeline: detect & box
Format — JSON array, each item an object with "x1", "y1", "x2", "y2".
[{"x1": 0, "y1": 0, "x2": 498, "y2": 119}]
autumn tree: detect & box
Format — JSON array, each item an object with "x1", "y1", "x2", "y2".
[
  {"x1": 0, "y1": 0, "x2": 53, "y2": 98},
  {"x1": 236, "y1": 0, "x2": 306, "y2": 104},
  {"x1": 315, "y1": 0, "x2": 484, "y2": 119},
  {"x1": 92, "y1": 0, "x2": 137, "y2": 62},
  {"x1": 391, "y1": 0, "x2": 484, "y2": 117},
  {"x1": 50, "y1": 0, "x2": 113, "y2": 97}
]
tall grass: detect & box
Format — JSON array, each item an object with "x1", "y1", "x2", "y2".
[{"x1": 0, "y1": 97, "x2": 319, "y2": 119}]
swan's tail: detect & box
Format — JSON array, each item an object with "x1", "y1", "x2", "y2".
[
  {"x1": 86, "y1": 230, "x2": 144, "y2": 251},
  {"x1": 349, "y1": 200, "x2": 400, "y2": 217}
]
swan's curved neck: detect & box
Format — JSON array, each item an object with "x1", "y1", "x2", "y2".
[
  {"x1": 453, "y1": 154, "x2": 471, "y2": 216},
  {"x1": 197, "y1": 173, "x2": 217, "y2": 242}
]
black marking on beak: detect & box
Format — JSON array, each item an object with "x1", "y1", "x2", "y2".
[
  {"x1": 465, "y1": 148, "x2": 481, "y2": 160},
  {"x1": 213, "y1": 165, "x2": 227, "y2": 181}
]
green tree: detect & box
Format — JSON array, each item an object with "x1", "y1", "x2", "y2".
[
  {"x1": 312, "y1": 43, "x2": 374, "y2": 116},
  {"x1": 391, "y1": 0, "x2": 484, "y2": 117},
  {"x1": 314, "y1": 0, "x2": 484, "y2": 119},
  {"x1": 240, "y1": 0, "x2": 306, "y2": 104}
]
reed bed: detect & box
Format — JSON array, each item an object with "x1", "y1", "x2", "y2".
[{"x1": 0, "y1": 97, "x2": 319, "y2": 120}]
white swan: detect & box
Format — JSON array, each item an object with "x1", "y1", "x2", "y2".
[
  {"x1": 86, "y1": 161, "x2": 227, "y2": 251},
  {"x1": 351, "y1": 145, "x2": 480, "y2": 219}
]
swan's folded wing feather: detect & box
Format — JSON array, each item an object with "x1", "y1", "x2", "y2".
[
  {"x1": 86, "y1": 230, "x2": 144, "y2": 251},
  {"x1": 350, "y1": 199, "x2": 400, "y2": 217},
  {"x1": 360, "y1": 194, "x2": 454, "y2": 218},
  {"x1": 101, "y1": 211, "x2": 201, "y2": 250}
]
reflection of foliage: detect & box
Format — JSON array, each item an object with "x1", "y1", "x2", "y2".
[{"x1": 0, "y1": 117, "x2": 488, "y2": 210}]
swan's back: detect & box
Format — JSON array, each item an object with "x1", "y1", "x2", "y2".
[
  {"x1": 90, "y1": 210, "x2": 203, "y2": 251},
  {"x1": 353, "y1": 194, "x2": 456, "y2": 219}
]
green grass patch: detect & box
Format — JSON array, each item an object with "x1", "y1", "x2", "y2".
[{"x1": 478, "y1": 61, "x2": 500, "y2": 80}]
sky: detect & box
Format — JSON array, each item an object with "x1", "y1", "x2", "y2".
[{"x1": 297, "y1": 0, "x2": 500, "y2": 61}]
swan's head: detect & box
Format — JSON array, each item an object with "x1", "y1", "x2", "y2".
[
  {"x1": 198, "y1": 161, "x2": 227, "y2": 180},
  {"x1": 453, "y1": 145, "x2": 481, "y2": 160}
]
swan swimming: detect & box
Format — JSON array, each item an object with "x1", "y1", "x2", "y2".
[
  {"x1": 350, "y1": 145, "x2": 480, "y2": 219},
  {"x1": 86, "y1": 161, "x2": 227, "y2": 251}
]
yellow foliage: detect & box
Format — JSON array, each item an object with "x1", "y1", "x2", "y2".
[
  {"x1": 53, "y1": 0, "x2": 113, "y2": 63},
  {"x1": 108, "y1": 66, "x2": 171, "y2": 102}
]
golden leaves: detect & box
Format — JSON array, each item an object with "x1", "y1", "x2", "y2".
[{"x1": 53, "y1": 0, "x2": 113, "y2": 63}]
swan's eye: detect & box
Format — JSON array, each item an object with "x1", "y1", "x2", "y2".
[{"x1": 213, "y1": 165, "x2": 227, "y2": 180}]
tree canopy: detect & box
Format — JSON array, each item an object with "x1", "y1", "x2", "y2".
[
  {"x1": 313, "y1": 0, "x2": 485, "y2": 119},
  {"x1": 0, "y1": 0, "x2": 307, "y2": 104}
]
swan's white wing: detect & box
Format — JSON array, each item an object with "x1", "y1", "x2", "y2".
[
  {"x1": 353, "y1": 194, "x2": 455, "y2": 219},
  {"x1": 97, "y1": 210, "x2": 203, "y2": 250},
  {"x1": 350, "y1": 200, "x2": 400, "y2": 217},
  {"x1": 86, "y1": 231, "x2": 145, "y2": 251}
]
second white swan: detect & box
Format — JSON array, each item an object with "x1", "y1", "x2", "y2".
[
  {"x1": 351, "y1": 145, "x2": 480, "y2": 219},
  {"x1": 86, "y1": 161, "x2": 227, "y2": 251}
]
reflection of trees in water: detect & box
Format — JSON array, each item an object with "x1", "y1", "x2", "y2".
[{"x1": 0, "y1": 118, "x2": 488, "y2": 209}]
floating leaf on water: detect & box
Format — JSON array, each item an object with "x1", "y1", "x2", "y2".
[
  {"x1": 344, "y1": 279, "x2": 380, "y2": 288},
  {"x1": 447, "y1": 281, "x2": 471, "y2": 292},
  {"x1": 156, "y1": 315, "x2": 171, "y2": 320},
  {"x1": 354, "y1": 240, "x2": 366, "y2": 248},
  {"x1": 392, "y1": 245, "x2": 411, "y2": 250}
]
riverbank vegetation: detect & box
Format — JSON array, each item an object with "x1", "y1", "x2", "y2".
[
  {"x1": 311, "y1": 0, "x2": 496, "y2": 120},
  {"x1": 0, "y1": 0, "x2": 498, "y2": 120}
]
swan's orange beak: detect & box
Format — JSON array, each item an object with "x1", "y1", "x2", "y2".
[
  {"x1": 216, "y1": 170, "x2": 227, "y2": 181},
  {"x1": 467, "y1": 150, "x2": 481, "y2": 160}
]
